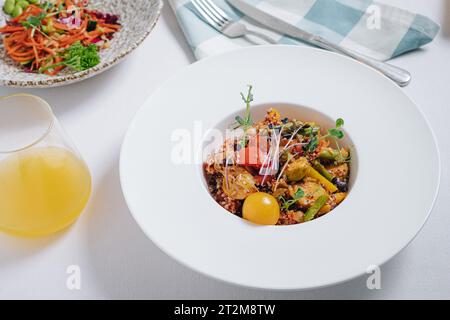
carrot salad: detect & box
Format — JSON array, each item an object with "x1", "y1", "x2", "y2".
[{"x1": 0, "y1": 0, "x2": 120, "y2": 75}]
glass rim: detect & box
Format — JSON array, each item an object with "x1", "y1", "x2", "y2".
[{"x1": 0, "y1": 93, "x2": 55, "y2": 154}]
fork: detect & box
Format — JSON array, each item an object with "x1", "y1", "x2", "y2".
[
  {"x1": 191, "y1": 0, "x2": 411, "y2": 87},
  {"x1": 191, "y1": 0, "x2": 277, "y2": 44}
]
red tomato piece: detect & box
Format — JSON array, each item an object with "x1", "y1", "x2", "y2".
[{"x1": 236, "y1": 135, "x2": 269, "y2": 167}]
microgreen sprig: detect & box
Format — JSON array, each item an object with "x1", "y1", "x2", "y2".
[
  {"x1": 233, "y1": 85, "x2": 253, "y2": 130},
  {"x1": 321, "y1": 118, "x2": 345, "y2": 140},
  {"x1": 302, "y1": 125, "x2": 319, "y2": 153},
  {"x1": 320, "y1": 118, "x2": 348, "y2": 162},
  {"x1": 279, "y1": 188, "x2": 304, "y2": 211},
  {"x1": 307, "y1": 135, "x2": 318, "y2": 152},
  {"x1": 233, "y1": 85, "x2": 254, "y2": 148}
]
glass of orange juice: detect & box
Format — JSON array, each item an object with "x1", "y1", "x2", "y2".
[{"x1": 0, "y1": 93, "x2": 91, "y2": 237}]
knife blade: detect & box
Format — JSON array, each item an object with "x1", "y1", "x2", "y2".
[
  {"x1": 227, "y1": 0, "x2": 318, "y2": 44},
  {"x1": 227, "y1": 0, "x2": 412, "y2": 87}
]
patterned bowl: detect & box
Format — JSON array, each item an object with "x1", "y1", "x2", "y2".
[{"x1": 0, "y1": 0, "x2": 163, "y2": 88}]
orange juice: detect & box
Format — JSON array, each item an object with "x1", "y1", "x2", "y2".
[{"x1": 0, "y1": 146, "x2": 91, "y2": 236}]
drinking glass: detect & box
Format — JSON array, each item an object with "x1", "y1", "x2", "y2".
[{"x1": 0, "y1": 93, "x2": 91, "y2": 237}]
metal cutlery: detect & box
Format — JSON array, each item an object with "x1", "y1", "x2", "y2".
[
  {"x1": 191, "y1": 0, "x2": 411, "y2": 87},
  {"x1": 227, "y1": 0, "x2": 411, "y2": 87},
  {"x1": 191, "y1": 0, "x2": 277, "y2": 44}
]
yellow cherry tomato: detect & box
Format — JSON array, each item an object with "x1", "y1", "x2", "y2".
[{"x1": 242, "y1": 192, "x2": 280, "y2": 225}]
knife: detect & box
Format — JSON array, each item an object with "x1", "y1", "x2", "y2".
[{"x1": 227, "y1": 0, "x2": 411, "y2": 87}]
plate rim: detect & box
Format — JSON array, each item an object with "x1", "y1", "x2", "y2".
[{"x1": 119, "y1": 45, "x2": 441, "y2": 290}]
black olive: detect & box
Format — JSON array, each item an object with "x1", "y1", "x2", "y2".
[{"x1": 332, "y1": 177, "x2": 348, "y2": 192}]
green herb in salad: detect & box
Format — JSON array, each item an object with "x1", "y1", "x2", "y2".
[
  {"x1": 38, "y1": 41, "x2": 100, "y2": 73},
  {"x1": 20, "y1": 12, "x2": 46, "y2": 29}
]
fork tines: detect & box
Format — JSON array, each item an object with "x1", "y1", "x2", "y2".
[{"x1": 191, "y1": 0, "x2": 231, "y2": 30}]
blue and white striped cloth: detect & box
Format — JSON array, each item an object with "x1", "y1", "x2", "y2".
[{"x1": 168, "y1": 0, "x2": 439, "y2": 61}]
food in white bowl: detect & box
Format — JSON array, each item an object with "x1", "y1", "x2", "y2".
[
  {"x1": 120, "y1": 46, "x2": 440, "y2": 290},
  {"x1": 203, "y1": 86, "x2": 351, "y2": 226}
]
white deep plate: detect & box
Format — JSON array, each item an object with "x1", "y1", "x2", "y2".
[{"x1": 120, "y1": 46, "x2": 440, "y2": 290}]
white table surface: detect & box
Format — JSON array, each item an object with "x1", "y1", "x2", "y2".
[{"x1": 0, "y1": 0, "x2": 449, "y2": 299}]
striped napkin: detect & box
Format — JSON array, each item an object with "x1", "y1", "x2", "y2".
[{"x1": 168, "y1": 0, "x2": 440, "y2": 61}]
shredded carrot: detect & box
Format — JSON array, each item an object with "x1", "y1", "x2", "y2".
[{"x1": 101, "y1": 23, "x2": 121, "y2": 30}]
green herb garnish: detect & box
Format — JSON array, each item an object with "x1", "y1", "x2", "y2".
[
  {"x1": 20, "y1": 12, "x2": 46, "y2": 29},
  {"x1": 322, "y1": 118, "x2": 345, "y2": 140},
  {"x1": 319, "y1": 118, "x2": 348, "y2": 162},
  {"x1": 233, "y1": 85, "x2": 253, "y2": 130},
  {"x1": 302, "y1": 124, "x2": 319, "y2": 153},
  {"x1": 39, "y1": 41, "x2": 100, "y2": 73},
  {"x1": 279, "y1": 188, "x2": 304, "y2": 211},
  {"x1": 307, "y1": 135, "x2": 318, "y2": 152}
]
